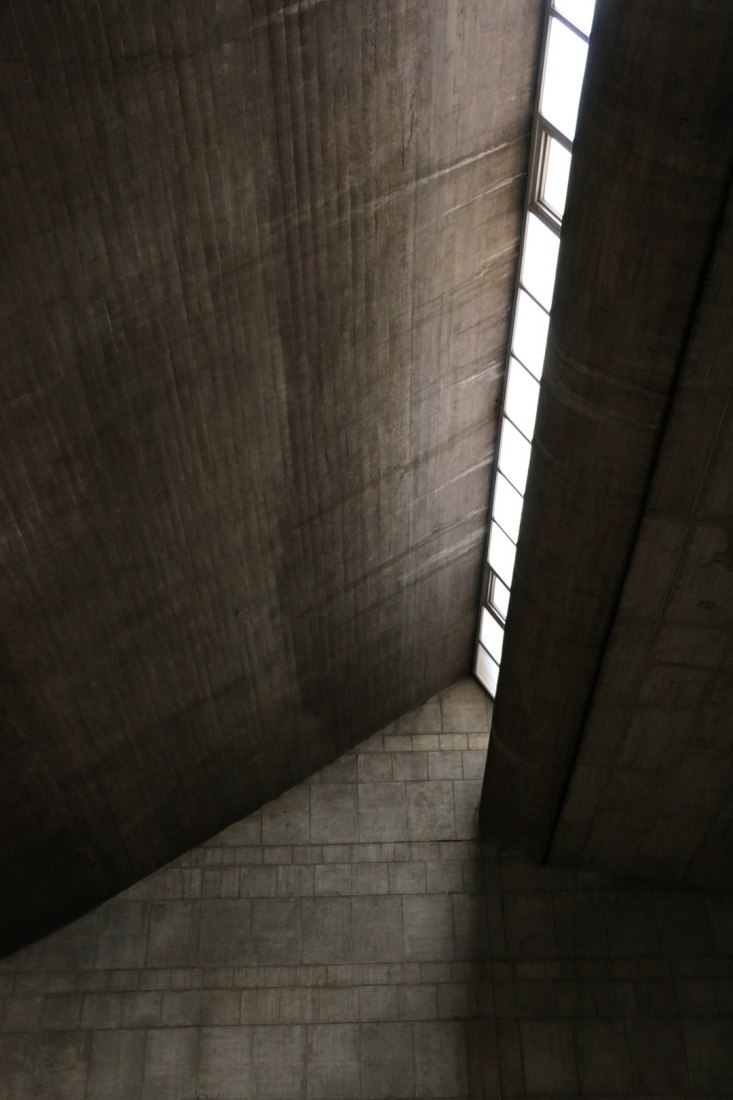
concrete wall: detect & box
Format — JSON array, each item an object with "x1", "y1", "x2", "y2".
[
  {"x1": 481, "y1": 0, "x2": 733, "y2": 873},
  {"x1": 551, "y1": 182, "x2": 733, "y2": 886},
  {"x1": 1, "y1": 679, "x2": 731, "y2": 1098},
  {"x1": 0, "y1": 0, "x2": 542, "y2": 950}
]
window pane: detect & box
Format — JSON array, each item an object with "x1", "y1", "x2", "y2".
[
  {"x1": 493, "y1": 472, "x2": 524, "y2": 543},
  {"x1": 505, "y1": 357, "x2": 540, "y2": 441},
  {"x1": 488, "y1": 521, "x2": 516, "y2": 587},
  {"x1": 498, "y1": 417, "x2": 532, "y2": 494},
  {"x1": 480, "y1": 607, "x2": 504, "y2": 663},
  {"x1": 490, "y1": 574, "x2": 511, "y2": 620},
  {"x1": 540, "y1": 17, "x2": 589, "y2": 140},
  {"x1": 512, "y1": 289, "x2": 550, "y2": 379},
  {"x1": 542, "y1": 136, "x2": 572, "y2": 218},
  {"x1": 521, "y1": 213, "x2": 560, "y2": 311},
  {"x1": 553, "y1": 0, "x2": 596, "y2": 37},
  {"x1": 475, "y1": 643, "x2": 500, "y2": 697}
]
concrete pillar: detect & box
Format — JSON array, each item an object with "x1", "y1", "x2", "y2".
[{"x1": 480, "y1": 0, "x2": 733, "y2": 858}]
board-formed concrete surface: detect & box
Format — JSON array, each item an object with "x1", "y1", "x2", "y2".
[
  {"x1": 1, "y1": 680, "x2": 732, "y2": 1098},
  {"x1": 481, "y1": 0, "x2": 733, "y2": 883},
  {"x1": 0, "y1": 0, "x2": 542, "y2": 949}
]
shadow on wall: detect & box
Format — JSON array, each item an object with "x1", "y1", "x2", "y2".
[{"x1": 0, "y1": 678, "x2": 732, "y2": 1096}]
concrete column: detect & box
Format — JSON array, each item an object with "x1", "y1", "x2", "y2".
[{"x1": 480, "y1": 0, "x2": 733, "y2": 858}]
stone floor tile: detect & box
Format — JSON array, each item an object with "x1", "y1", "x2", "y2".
[
  {"x1": 389, "y1": 862, "x2": 426, "y2": 895},
  {"x1": 360, "y1": 1057, "x2": 414, "y2": 1099},
  {"x1": 250, "y1": 898, "x2": 300, "y2": 964},
  {"x1": 86, "y1": 1030, "x2": 146, "y2": 1100},
  {"x1": 240, "y1": 865, "x2": 278, "y2": 897},
  {"x1": 147, "y1": 901, "x2": 200, "y2": 968},
  {"x1": 359, "y1": 984, "x2": 400, "y2": 1021},
  {"x1": 414, "y1": 1020, "x2": 469, "y2": 1097},
  {"x1": 197, "y1": 1026, "x2": 253, "y2": 1098},
  {"x1": 461, "y1": 749, "x2": 487, "y2": 779},
  {"x1": 504, "y1": 893, "x2": 557, "y2": 959},
  {"x1": 391, "y1": 751, "x2": 428, "y2": 781},
  {"x1": 43, "y1": 912, "x2": 98, "y2": 971},
  {"x1": 594, "y1": 980, "x2": 635, "y2": 1016},
  {"x1": 262, "y1": 786, "x2": 311, "y2": 846},
  {"x1": 426, "y1": 860, "x2": 463, "y2": 893},
  {"x1": 351, "y1": 864, "x2": 389, "y2": 895},
  {"x1": 360, "y1": 1020, "x2": 413, "y2": 1062},
  {"x1": 634, "y1": 978, "x2": 677, "y2": 1015},
  {"x1": 406, "y1": 781, "x2": 455, "y2": 840},
  {"x1": 215, "y1": 812, "x2": 262, "y2": 847},
  {"x1": 515, "y1": 980, "x2": 555, "y2": 1019},
  {"x1": 310, "y1": 785, "x2": 358, "y2": 844},
  {"x1": 352, "y1": 897, "x2": 403, "y2": 963},
  {"x1": 141, "y1": 1027, "x2": 198, "y2": 1098},
  {"x1": 307, "y1": 1059, "x2": 360, "y2": 1099},
  {"x1": 706, "y1": 893, "x2": 733, "y2": 956},
  {"x1": 554, "y1": 891, "x2": 609, "y2": 957},
  {"x1": 403, "y1": 895, "x2": 454, "y2": 961},
  {"x1": 408, "y1": 733, "x2": 441, "y2": 751},
  {"x1": 428, "y1": 750, "x2": 463, "y2": 780},
  {"x1": 301, "y1": 898, "x2": 352, "y2": 964},
  {"x1": 683, "y1": 1017, "x2": 733, "y2": 1093},
  {"x1": 358, "y1": 782, "x2": 407, "y2": 842},
  {"x1": 96, "y1": 902, "x2": 149, "y2": 969},
  {"x1": 453, "y1": 780, "x2": 482, "y2": 839},
  {"x1": 253, "y1": 1059, "x2": 304, "y2": 1098},
  {"x1": 121, "y1": 991, "x2": 162, "y2": 1027},
  {"x1": 395, "y1": 698, "x2": 442, "y2": 734},
  {"x1": 307, "y1": 1021, "x2": 359, "y2": 1061},
  {"x1": 315, "y1": 864, "x2": 352, "y2": 896},
  {"x1": 574, "y1": 1018, "x2": 635, "y2": 1094},
  {"x1": 605, "y1": 892, "x2": 661, "y2": 956},
  {"x1": 319, "y1": 755, "x2": 358, "y2": 784},
  {"x1": 396, "y1": 983, "x2": 436, "y2": 1021},
  {"x1": 317, "y1": 987, "x2": 359, "y2": 1022},
  {"x1": 437, "y1": 982, "x2": 476, "y2": 1019},
  {"x1": 200, "y1": 989, "x2": 241, "y2": 1025},
  {"x1": 160, "y1": 989, "x2": 201, "y2": 1026},
  {"x1": 32, "y1": 1032, "x2": 90, "y2": 1099},
  {"x1": 655, "y1": 891, "x2": 713, "y2": 956},
  {"x1": 674, "y1": 978, "x2": 717, "y2": 1014},
  {"x1": 452, "y1": 894, "x2": 488, "y2": 961},
  {"x1": 628, "y1": 1017, "x2": 690, "y2": 1092},
  {"x1": 357, "y1": 754, "x2": 393, "y2": 783},
  {"x1": 520, "y1": 1019, "x2": 578, "y2": 1095},
  {"x1": 198, "y1": 900, "x2": 250, "y2": 967}
]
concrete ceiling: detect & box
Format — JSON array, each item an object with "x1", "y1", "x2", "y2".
[
  {"x1": 482, "y1": 0, "x2": 733, "y2": 888},
  {"x1": 0, "y1": 0, "x2": 543, "y2": 951}
]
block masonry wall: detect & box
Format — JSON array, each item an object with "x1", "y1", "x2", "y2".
[{"x1": 0, "y1": 679, "x2": 731, "y2": 1097}]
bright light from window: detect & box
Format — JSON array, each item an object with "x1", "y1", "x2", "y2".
[
  {"x1": 521, "y1": 213, "x2": 560, "y2": 310},
  {"x1": 493, "y1": 472, "x2": 524, "y2": 543},
  {"x1": 498, "y1": 417, "x2": 532, "y2": 494},
  {"x1": 505, "y1": 358, "x2": 541, "y2": 441},
  {"x1": 476, "y1": 644, "x2": 500, "y2": 696},
  {"x1": 553, "y1": 0, "x2": 596, "y2": 36},
  {"x1": 490, "y1": 574, "x2": 511, "y2": 619},
  {"x1": 542, "y1": 137, "x2": 572, "y2": 218},
  {"x1": 476, "y1": 0, "x2": 592, "y2": 699},
  {"x1": 540, "y1": 17, "x2": 589, "y2": 140},
  {"x1": 488, "y1": 521, "x2": 517, "y2": 587},
  {"x1": 512, "y1": 290, "x2": 550, "y2": 380},
  {"x1": 480, "y1": 607, "x2": 504, "y2": 663}
]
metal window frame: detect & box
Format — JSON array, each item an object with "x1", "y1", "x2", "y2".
[{"x1": 473, "y1": 0, "x2": 593, "y2": 696}]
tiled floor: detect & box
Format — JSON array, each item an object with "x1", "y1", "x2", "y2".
[
  {"x1": 1, "y1": 677, "x2": 732, "y2": 1098},
  {"x1": 0, "y1": 679, "x2": 493, "y2": 1099}
]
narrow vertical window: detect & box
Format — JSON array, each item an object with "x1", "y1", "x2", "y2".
[{"x1": 475, "y1": 0, "x2": 595, "y2": 698}]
